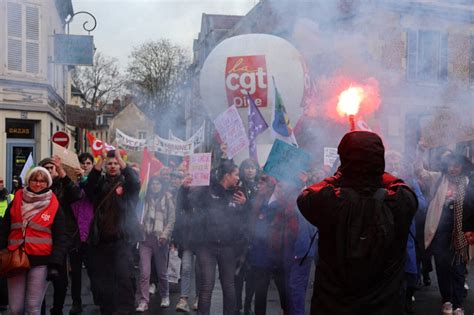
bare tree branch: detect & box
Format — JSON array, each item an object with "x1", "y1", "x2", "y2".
[{"x1": 72, "y1": 52, "x2": 125, "y2": 111}]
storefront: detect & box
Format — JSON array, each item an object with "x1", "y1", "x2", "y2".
[{"x1": 5, "y1": 119, "x2": 37, "y2": 191}]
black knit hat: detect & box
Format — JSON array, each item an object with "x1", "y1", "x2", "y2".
[{"x1": 38, "y1": 157, "x2": 54, "y2": 167}]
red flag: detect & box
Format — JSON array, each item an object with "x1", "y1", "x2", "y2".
[
  {"x1": 140, "y1": 148, "x2": 163, "y2": 182},
  {"x1": 86, "y1": 132, "x2": 104, "y2": 157},
  {"x1": 86, "y1": 132, "x2": 118, "y2": 158}
]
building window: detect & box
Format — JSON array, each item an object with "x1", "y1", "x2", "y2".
[
  {"x1": 7, "y1": 1, "x2": 40, "y2": 75},
  {"x1": 138, "y1": 131, "x2": 147, "y2": 139},
  {"x1": 407, "y1": 30, "x2": 448, "y2": 83}
]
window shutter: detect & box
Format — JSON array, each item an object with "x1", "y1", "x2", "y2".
[
  {"x1": 438, "y1": 33, "x2": 448, "y2": 82},
  {"x1": 25, "y1": 6, "x2": 40, "y2": 74},
  {"x1": 406, "y1": 30, "x2": 417, "y2": 80},
  {"x1": 7, "y1": 2, "x2": 22, "y2": 72}
]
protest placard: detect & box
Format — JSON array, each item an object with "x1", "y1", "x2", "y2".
[
  {"x1": 263, "y1": 139, "x2": 311, "y2": 185},
  {"x1": 52, "y1": 142, "x2": 81, "y2": 182},
  {"x1": 213, "y1": 105, "x2": 249, "y2": 159},
  {"x1": 189, "y1": 153, "x2": 212, "y2": 186},
  {"x1": 324, "y1": 147, "x2": 338, "y2": 167}
]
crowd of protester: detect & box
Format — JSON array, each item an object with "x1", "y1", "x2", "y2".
[{"x1": 0, "y1": 131, "x2": 474, "y2": 315}]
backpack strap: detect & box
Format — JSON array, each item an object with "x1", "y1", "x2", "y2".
[{"x1": 299, "y1": 231, "x2": 319, "y2": 266}]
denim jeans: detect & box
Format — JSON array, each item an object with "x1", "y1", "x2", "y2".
[
  {"x1": 431, "y1": 230, "x2": 466, "y2": 309},
  {"x1": 137, "y1": 234, "x2": 169, "y2": 304},
  {"x1": 287, "y1": 258, "x2": 312, "y2": 315},
  {"x1": 180, "y1": 248, "x2": 200, "y2": 298},
  {"x1": 430, "y1": 202, "x2": 466, "y2": 309},
  {"x1": 196, "y1": 244, "x2": 236, "y2": 315},
  {"x1": 8, "y1": 265, "x2": 49, "y2": 315},
  {"x1": 253, "y1": 266, "x2": 287, "y2": 315}
]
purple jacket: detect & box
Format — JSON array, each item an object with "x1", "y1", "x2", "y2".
[{"x1": 71, "y1": 189, "x2": 94, "y2": 242}]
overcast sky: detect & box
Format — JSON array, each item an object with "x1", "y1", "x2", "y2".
[{"x1": 70, "y1": 0, "x2": 256, "y2": 68}]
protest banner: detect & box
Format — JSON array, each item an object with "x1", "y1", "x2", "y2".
[
  {"x1": 169, "y1": 130, "x2": 184, "y2": 143},
  {"x1": 324, "y1": 147, "x2": 338, "y2": 167},
  {"x1": 189, "y1": 153, "x2": 212, "y2": 186},
  {"x1": 152, "y1": 135, "x2": 194, "y2": 156},
  {"x1": 116, "y1": 128, "x2": 147, "y2": 151},
  {"x1": 189, "y1": 122, "x2": 205, "y2": 150},
  {"x1": 52, "y1": 142, "x2": 81, "y2": 182},
  {"x1": 213, "y1": 105, "x2": 249, "y2": 159},
  {"x1": 263, "y1": 139, "x2": 311, "y2": 185}
]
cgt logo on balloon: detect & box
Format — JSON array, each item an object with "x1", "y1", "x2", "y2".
[{"x1": 225, "y1": 55, "x2": 268, "y2": 108}]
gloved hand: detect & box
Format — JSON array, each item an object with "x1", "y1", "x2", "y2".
[{"x1": 46, "y1": 267, "x2": 60, "y2": 282}]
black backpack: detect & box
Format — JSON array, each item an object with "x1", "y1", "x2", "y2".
[{"x1": 336, "y1": 187, "x2": 395, "y2": 292}]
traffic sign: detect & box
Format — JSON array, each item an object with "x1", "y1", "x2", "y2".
[{"x1": 52, "y1": 131, "x2": 70, "y2": 148}]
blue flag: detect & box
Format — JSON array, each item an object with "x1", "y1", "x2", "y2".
[{"x1": 271, "y1": 78, "x2": 298, "y2": 147}]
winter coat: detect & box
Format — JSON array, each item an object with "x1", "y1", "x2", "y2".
[
  {"x1": 190, "y1": 183, "x2": 246, "y2": 247},
  {"x1": 50, "y1": 176, "x2": 82, "y2": 250},
  {"x1": 71, "y1": 188, "x2": 94, "y2": 243},
  {"x1": 85, "y1": 166, "x2": 141, "y2": 245},
  {"x1": 172, "y1": 186, "x2": 195, "y2": 249},
  {"x1": 463, "y1": 173, "x2": 474, "y2": 232},
  {"x1": 405, "y1": 178, "x2": 427, "y2": 275},
  {"x1": 0, "y1": 189, "x2": 68, "y2": 268},
  {"x1": 142, "y1": 192, "x2": 175, "y2": 240},
  {"x1": 248, "y1": 197, "x2": 281, "y2": 268},
  {"x1": 297, "y1": 131, "x2": 418, "y2": 315}
]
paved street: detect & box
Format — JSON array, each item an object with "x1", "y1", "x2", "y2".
[{"x1": 32, "y1": 261, "x2": 474, "y2": 315}]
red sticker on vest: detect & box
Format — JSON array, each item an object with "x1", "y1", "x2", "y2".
[{"x1": 115, "y1": 186, "x2": 124, "y2": 196}]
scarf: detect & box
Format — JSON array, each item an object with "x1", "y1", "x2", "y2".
[
  {"x1": 452, "y1": 176, "x2": 469, "y2": 264},
  {"x1": 21, "y1": 188, "x2": 52, "y2": 230},
  {"x1": 143, "y1": 193, "x2": 166, "y2": 235},
  {"x1": 424, "y1": 175, "x2": 448, "y2": 248}
]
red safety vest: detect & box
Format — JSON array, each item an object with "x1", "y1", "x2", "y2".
[{"x1": 8, "y1": 189, "x2": 59, "y2": 256}]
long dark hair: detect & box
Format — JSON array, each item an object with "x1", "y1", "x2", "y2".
[{"x1": 213, "y1": 160, "x2": 238, "y2": 183}]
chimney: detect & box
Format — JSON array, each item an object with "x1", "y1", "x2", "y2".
[{"x1": 112, "y1": 98, "x2": 121, "y2": 113}]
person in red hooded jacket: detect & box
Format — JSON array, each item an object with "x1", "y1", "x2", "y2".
[{"x1": 297, "y1": 131, "x2": 417, "y2": 315}]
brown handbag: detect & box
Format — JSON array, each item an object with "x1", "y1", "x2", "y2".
[{"x1": 0, "y1": 245, "x2": 30, "y2": 277}]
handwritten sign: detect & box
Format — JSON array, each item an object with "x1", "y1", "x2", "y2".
[
  {"x1": 52, "y1": 143, "x2": 80, "y2": 182},
  {"x1": 189, "y1": 153, "x2": 212, "y2": 186},
  {"x1": 116, "y1": 128, "x2": 147, "y2": 151},
  {"x1": 263, "y1": 139, "x2": 311, "y2": 185},
  {"x1": 324, "y1": 147, "x2": 338, "y2": 167},
  {"x1": 213, "y1": 105, "x2": 249, "y2": 159},
  {"x1": 151, "y1": 136, "x2": 194, "y2": 156}
]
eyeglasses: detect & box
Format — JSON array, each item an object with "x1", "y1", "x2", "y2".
[{"x1": 30, "y1": 179, "x2": 47, "y2": 184}]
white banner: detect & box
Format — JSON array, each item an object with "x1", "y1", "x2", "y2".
[
  {"x1": 116, "y1": 128, "x2": 147, "y2": 151},
  {"x1": 151, "y1": 135, "x2": 194, "y2": 156},
  {"x1": 189, "y1": 122, "x2": 205, "y2": 150},
  {"x1": 213, "y1": 105, "x2": 249, "y2": 159},
  {"x1": 169, "y1": 122, "x2": 205, "y2": 150},
  {"x1": 169, "y1": 130, "x2": 185, "y2": 143}
]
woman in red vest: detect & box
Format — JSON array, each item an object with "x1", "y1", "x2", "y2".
[{"x1": 0, "y1": 166, "x2": 67, "y2": 315}]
